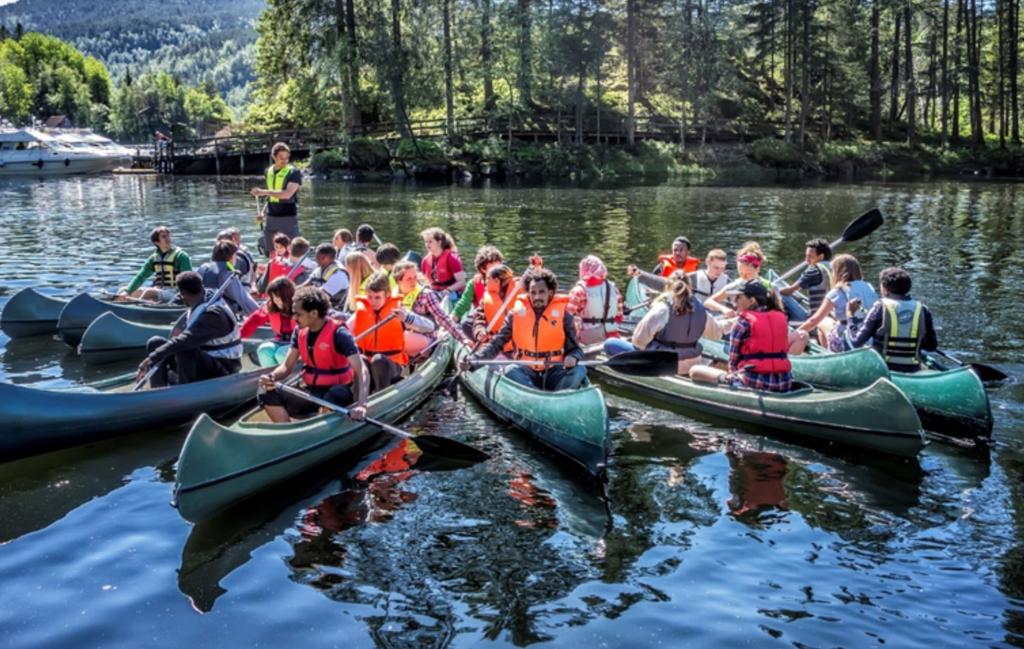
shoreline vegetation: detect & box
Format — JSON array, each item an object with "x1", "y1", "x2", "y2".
[{"x1": 306, "y1": 136, "x2": 1024, "y2": 183}]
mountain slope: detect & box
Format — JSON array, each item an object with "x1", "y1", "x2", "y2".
[{"x1": 0, "y1": 0, "x2": 265, "y2": 109}]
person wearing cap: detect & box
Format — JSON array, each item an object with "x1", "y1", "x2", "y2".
[
  {"x1": 627, "y1": 236, "x2": 700, "y2": 282},
  {"x1": 690, "y1": 280, "x2": 794, "y2": 392}
]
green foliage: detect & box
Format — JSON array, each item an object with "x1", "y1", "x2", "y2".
[
  {"x1": 748, "y1": 138, "x2": 807, "y2": 168},
  {"x1": 396, "y1": 138, "x2": 446, "y2": 164},
  {"x1": 309, "y1": 148, "x2": 347, "y2": 173},
  {"x1": 109, "y1": 71, "x2": 232, "y2": 141}
]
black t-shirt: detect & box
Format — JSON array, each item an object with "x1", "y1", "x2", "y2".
[
  {"x1": 266, "y1": 168, "x2": 303, "y2": 217},
  {"x1": 291, "y1": 322, "x2": 359, "y2": 360}
]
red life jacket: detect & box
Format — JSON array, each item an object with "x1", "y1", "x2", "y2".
[
  {"x1": 658, "y1": 254, "x2": 700, "y2": 277},
  {"x1": 268, "y1": 310, "x2": 296, "y2": 342},
  {"x1": 297, "y1": 319, "x2": 354, "y2": 387},
  {"x1": 473, "y1": 275, "x2": 486, "y2": 305},
  {"x1": 737, "y1": 310, "x2": 792, "y2": 374},
  {"x1": 266, "y1": 256, "x2": 291, "y2": 285},
  {"x1": 421, "y1": 249, "x2": 460, "y2": 290}
]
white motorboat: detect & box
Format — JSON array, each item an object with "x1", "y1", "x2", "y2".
[{"x1": 0, "y1": 127, "x2": 128, "y2": 176}]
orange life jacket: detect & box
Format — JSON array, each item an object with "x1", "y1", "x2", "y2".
[
  {"x1": 658, "y1": 254, "x2": 700, "y2": 277},
  {"x1": 737, "y1": 309, "x2": 792, "y2": 375},
  {"x1": 353, "y1": 295, "x2": 409, "y2": 366},
  {"x1": 511, "y1": 294, "x2": 570, "y2": 371},
  {"x1": 298, "y1": 319, "x2": 354, "y2": 387},
  {"x1": 482, "y1": 283, "x2": 521, "y2": 353}
]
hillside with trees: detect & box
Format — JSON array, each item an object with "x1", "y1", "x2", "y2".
[{"x1": 0, "y1": 0, "x2": 264, "y2": 110}]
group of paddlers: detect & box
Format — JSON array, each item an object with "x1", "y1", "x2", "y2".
[{"x1": 122, "y1": 208, "x2": 937, "y2": 424}]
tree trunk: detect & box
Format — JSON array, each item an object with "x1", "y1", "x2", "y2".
[
  {"x1": 784, "y1": 0, "x2": 794, "y2": 141},
  {"x1": 904, "y1": 0, "x2": 916, "y2": 145},
  {"x1": 481, "y1": 0, "x2": 495, "y2": 111},
  {"x1": 389, "y1": 0, "x2": 413, "y2": 139},
  {"x1": 798, "y1": 0, "x2": 811, "y2": 148},
  {"x1": 890, "y1": 11, "x2": 901, "y2": 124},
  {"x1": 516, "y1": 0, "x2": 533, "y2": 106},
  {"x1": 941, "y1": 0, "x2": 950, "y2": 142},
  {"x1": 870, "y1": 0, "x2": 882, "y2": 141},
  {"x1": 953, "y1": 0, "x2": 963, "y2": 142},
  {"x1": 997, "y1": 0, "x2": 1006, "y2": 146},
  {"x1": 626, "y1": 0, "x2": 638, "y2": 146},
  {"x1": 969, "y1": 0, "x2": 983, "y2": 147},
  {"x1": 925, "y1": 14, "x2": 936, "y2": 130},
  {"x1": 1012, "y1": 0, "x2": 1020, "y2": 143},
  {"x1": 443, "y1": 0, "x2": 455, "y2": 141}
]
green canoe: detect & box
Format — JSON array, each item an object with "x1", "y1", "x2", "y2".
[
  {"x1": 0, "y1": 352, "x2": 265, "y2": 463},
  {"x1": 454, "y1": 345, "x2": 610, "y2": 478},
  {"x1": 173, "y1": 336, "x2": 455, "y2": 523},
  {"x1": 1, "y1": 288, "x2": 68, "y2": 338},
  {"x1": 588, "y1": 351, "x2": 925, "y2": 458},
  {"x1": 57, "y1": 292, "x2": 185, "y2": 347},
  {"x1": 78, "y1": 312, "x2": 275, "y2": 365}
]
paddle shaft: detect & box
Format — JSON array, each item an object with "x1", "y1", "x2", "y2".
[
  {"x1": 777, "y1": 208, "x2": 883, "y2": 284},
  {"x1": 284, "y1": 250, "x2": 312, "y2": 281},
  {"x1": 276, "y1": 382, "x2": 405, "y2": 435},
  {"x1": 449, "y1": 275, "x2": 522, "y2": 389},
  {"x1": 133, "y1": 278, "x2": 234, "y2": 391},
  {"x1": 353, "y1": 312, "x2": 397, "y2": 342}
]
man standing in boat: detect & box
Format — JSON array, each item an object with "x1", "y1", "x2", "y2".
[
  {"x1": 462, "y1": 267, "x2": 587, "y2": 392},
  {"x1": 251, "y1": 142, "x2": 302, "y2": 257}
]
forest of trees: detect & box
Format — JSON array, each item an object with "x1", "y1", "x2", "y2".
[
  {"x1": 0, "y1": 31, "x2": 232, "y2": 142},
  {"x1": 249, "y1": 0, "x2": 1024, "y2": 150}
]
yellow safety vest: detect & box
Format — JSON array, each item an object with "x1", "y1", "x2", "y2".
[{"x1": 265, "y1": 164, "x2": 295, "y2": 203}]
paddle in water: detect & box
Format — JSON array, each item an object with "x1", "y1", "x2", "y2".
[
  {"x1": 275, "y1": 382, "x2": 489, "y2": 462},
  {"x1": 468, "y1": 350, "x2": 679, "y2": 377},
  {"x1": 776, "y1": 208, "x2": 884, "y2": 283},
  {"x1": 931, "y1": 349, "x2": 1009, "y2": 382}
]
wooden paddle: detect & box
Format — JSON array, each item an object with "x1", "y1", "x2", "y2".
[
  {"x1": 275, "y1": 382, "x2": 489, "y2": 462},
  {"x1": 930, "y1": 349, "x2": 1008, "y2": 382},
  {"x1": 133, "y1": 278, "x2": 234, "y2": 391},
  {"x1": 776, "y1": 208, "x2": 884, "y2": 284},
  {"x1": 468, "y1": 350, "x2": 679, "y2": 377}
]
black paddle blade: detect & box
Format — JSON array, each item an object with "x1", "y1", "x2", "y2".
[
  {"x1": 604, "y1": 350, "x2": 679, "y2": 376},
  {"x1": 969, "y1": 363, "x2": 1009, "y2": 382},
  {"x1": 402, "y1": 250, "x2": 423, "y2": 266},
  {"x1": 842, "y1": 208, "x2": 884, "y2": 243},
  {"x1": 413, "y1": 434, "x2": 490, "y2": 462}
]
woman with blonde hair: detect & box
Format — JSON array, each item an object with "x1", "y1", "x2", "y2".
[
  {"x1": 420, "y1": 227, "x2": 467, "y2": 294},
  {"x1": 344, "y1": 251, "x2": 376, "y2": 311},
  {"x1": 796, "y1": 253, "x2": 878, "y2": 351}
]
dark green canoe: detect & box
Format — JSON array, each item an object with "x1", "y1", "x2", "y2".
[
  {"x1": 57, "y1": 292, "x2": 185, "y2": 347},
  {"x1": 174, "y1": 336, "x2": 455, "y2": 522},
  {"x1": 455, "y1": 345, "x2": 610, "y2": 478},
  {"x1": 0, "y1": 354, "x2": 266, "y2": 464},
  {"x1": 1, "y1": 288, "x2": 66, "y2": 338},
  {"x1": 78, "y1": 312, "x2": 275, "y2": 365}
]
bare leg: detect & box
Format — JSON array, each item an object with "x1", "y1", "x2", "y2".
[
  {"x1": 788, "y1": 329, "x2": 808, "y2": 355},
  {"x1": 264, "y1": 405, "x2": 291, "y2": 423},
  {"x1": 690, "y1": 365, "x2": 727, "y2": 384}
]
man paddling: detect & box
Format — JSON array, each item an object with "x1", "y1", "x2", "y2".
[
  {"x1": 462, "y1": 267, "x2": 587, "y2": 392},
  {"x1": 847, "y1": 267, "x2": 938, "y2": 372},
  {"x1": 119, "y1": 226, "x2": 192, "y2": 303},
  {"x1": 251, "y1": 142, "x2": 302, "y2": 256},
  {"x1": 259, "y1": 286, "x2": 368, "y2": 422},
  {"x1": 778, "y1": 238, "x2": 833, "y2": 320},
  {"x1": 136, "y1": 271, "x2": 242, "y2": 387}
]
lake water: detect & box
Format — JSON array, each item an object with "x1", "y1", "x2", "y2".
[{"x1": 0, "y1": 175, "x2": 1022, "y2": 648}]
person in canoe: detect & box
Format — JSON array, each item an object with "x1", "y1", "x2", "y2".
[
  {"x1": 472, "y1": 265, "x2": 521, "y2": 354},
  {"x1": 777, "y1": 238, "x2": 833, "y2": 321},
  {"x1": 689, "y1": 249, "x2": 731, "y2": 302},
  {"x1": 463, "y1": 267, "x2": 587, "y2": 391},
  {"x1": 451, "y1": 245, "x2": 505, "y2": 333},
  {"x1": 349, "y1": 271, "x2": 435, "y2": 391},
  {"x1": 344, "y1": 251, "x2": 377, "y2": 311},
  {"x1": 567, "y1": 255, "x2": 624, "y2": 346},
  {"x1": 196, "y1": 240, "x2": 260, "y2": 317},
  {"x1": 627, "y1": 236, "x2": 700, "y2": 287},
  {"x1": 606, "y1": 270, "x2": 725, "y2": 375},
  {"x1": 258, "y1": 286, "x2": 368, "y2": 422},
  {"x1": 353, "y1": 224, "x2": 376, "y2": 257},
  {"x1": 255, "y1": 232, "x2": 291, "y2": 295},
  {"x1": 287, "y1": 237, "x2": 317, "y2": 284},
  {"x1": 333, "y1": 228, "x2": 354, "y2": 264},
  {"x1": 375, "y1": 243, "x2": 402, "y2": 277},
  {"x1": 217, "y1": 227, "x2": 257, "y2": 293},
  {"x1": 794, "y1": 254, "x2": 878, "y2": 350},
  {"x1": 705, "y1": 242, "x2": 776, "y2": 316},
  {"x1": 391, "y1": 260, "x2": 468, "y2": 352},
  {"x1": 304, "y1": 243, "x2": 349, "y2": 309},
  {"x1": 241, "y1": 276, "x2": 297, "y2": 367},
  {"x1": 420, "y1": 227, "x2": 466, "y2": 296},
  {"x1": 690, "y1": 280, "x2": 794, "y2": 392},
  {"x1": 847, "y1": 267, "x2": 937, "y2": 372},
  {"x1": 119, "y1": 226, "x2": 193, "y2": 303},
  {"x1": 136, "y1": 271, "x2": 243, "y2": 387},
  {"x1": 251, "y1": 142, "x2": 302, "y2": 256}
]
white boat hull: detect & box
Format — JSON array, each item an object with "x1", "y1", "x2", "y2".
[{"x1": 0, "y1": 154, "x2": 119, "y2": 176}]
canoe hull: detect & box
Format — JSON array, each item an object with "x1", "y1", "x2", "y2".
[
  {"x1": 57, "y1": 293, "x2": 184, "y2": 347},
  {"x1": 0, "y1": 368, "x2": 264, "y2": 463},
  {"x1": 456, "y1": 346, "x2": 609, "y2": 478},
  {"x1": 0, "y1": 288, "x2": 65, "y2": 338},
  {"x1": 174, "y1": 337, "x2": 455, "y2": 522},
  {"x1": 890, "y1": 366, "x2": 993, "y2": 438},
  {"x1": 79, "y1": 312, "x2": 274, "y2": 365},
  {"x1": 590, "y1": 357, "x2": 924, "y2": 458}
]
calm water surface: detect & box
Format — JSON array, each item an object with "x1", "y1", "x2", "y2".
[{"x1": 0, "y1": 175, "x2": 1022, "y2": 648}]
